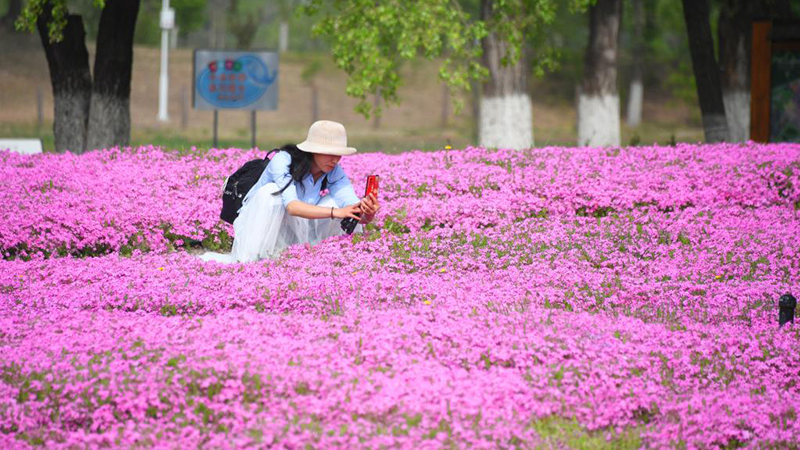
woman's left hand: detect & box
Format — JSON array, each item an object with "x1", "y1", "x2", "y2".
[{"x1": 359, "y1": 193, "x2": 379, "y2": 224}]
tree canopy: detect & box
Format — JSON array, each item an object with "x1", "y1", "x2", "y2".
[
  {"x1": 16, "y1": 0, "x2": 105, "y2": 42},
  {"x1": 302, "y1": 0, "x2": 593, "y2": 118}
]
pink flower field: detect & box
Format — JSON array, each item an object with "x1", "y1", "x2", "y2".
[{"x1": 0, "y1": 143, "x2": 799, "y2": 449}]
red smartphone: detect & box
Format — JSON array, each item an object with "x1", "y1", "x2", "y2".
[
  {"x1": 365, "y1": 175, "x2": 379, "y2": 199},
  {"x1": 341, "y1": 175, "x2": 379, "y2": 235}
]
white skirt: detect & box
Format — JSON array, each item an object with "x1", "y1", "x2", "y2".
[{"x1": 200, "y1": 183, "x2": 361, "y2": 264}]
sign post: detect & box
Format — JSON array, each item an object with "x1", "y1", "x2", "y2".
[
  {"x1": 193, "y1": 50, "x2": 279, "y2": 149},
  {"x1": 158, "y1": 0, "x2": 175, "y2": 122},
  {"x1": 251, "y1": 110, "x2": 257, "y2": 148},
  {"x1": 213, "y1": 110, "x2": 219, "y2": 148}
]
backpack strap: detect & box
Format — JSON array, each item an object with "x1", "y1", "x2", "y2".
[{"x1": 264, "y1": 148, "x2": 280, "y2": 160}]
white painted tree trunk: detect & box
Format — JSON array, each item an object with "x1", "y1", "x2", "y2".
[
  {"x1": 478, "y1": 0, "x2": 533, "y2": 150},
  {"x1": 479, "y1": 94, "x2": 533, "y2": 150},
  {"x1": 578, "y1": 0, "x2": 622, "y2": 148},
  {"x1": 626, "y1": 79, "x2": 643, "y2": 127},
  {"x1": 684, "y1": 0, "x2": 729, "y2": 143},
  {"x1": 210, "y1": 0, "x2": 227, "y2": 48},
  {"x1": 626, "y1": 0, "x2": 644, "y2": 128},
  {"x1": 37, "y1": 11, "x2": 92, "y2": 153},
  {"x1": 718, "y1": 10, "x2": 751, "y2": 143},
  {"x1": 53, "y1": 92, "x2": 90, "y2": 153},
  {"x1": 279, "y1": 21, "x2": 289, "y2": 53},
  {"x1": 578, "y1": 91, "x2": 621, "y2": 147},
  {"x1": 87, "y1": 94, "x2": 130, "y2": 151},
  {"x1": 723, "y1": 89, "x2": 749, "y2": 142}
]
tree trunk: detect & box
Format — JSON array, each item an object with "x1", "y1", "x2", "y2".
[
  {"x1": 37, "y1": 9, "x2": 91, "y2": 153},
  {"x1": 87, "y1": 0, "x2": 140, "y2": 151},
  {"x1": 681, "y1": 0, "x2": 728, "y2": 143},
  {"x1": 311, "y1": 83, "x2": 319, "y2": 123},
  {"x1": 578, "y1": 0, "x2": 622, "y2": 147},
  {"x1": 626, "y1": 0, "x2": 644, "y2": 128},
  {"x1": 478, "y1": 0, "x2": 533, "y2": 150},
  {"x1": 279, "y1": 20, "x2": 289, "y2": 53},
  {"x1": 211, "y1": 0, "x2": 228, "y2": 48},
  {"x1": 373, "y1": 91, "x2": 381, "y2": 129},
  {"x1": 717, "y1": 0, "x2": 795, "y2": 143},
  {"x1": 228, "y1": 2, "x2": 260, "y2": 48},
  {"x1": 1, "y1": 0, "x2": 22, "y2": 28},
  {"x1": 441, "y1": 84, "x2": 449, "y2": 128},
  {"x1": 717, "y1": 2, "x2": 751, "y2": 142}
]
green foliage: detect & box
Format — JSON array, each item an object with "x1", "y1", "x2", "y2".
[
  {"x1": 636, "y1": 0, "x2": 696, "y2": 104},
  {"x1": 16, "y1": 0, "x2": 104, "y2": 42},
  {"x1": 301, "y1": 59, "x2": 323, "y2": 84},
  {"x1": 16, "y1": 0, "x2": 205, "y2": 46},
  {"x1": 134, "y1": 2, "x2": 162, "y2": 46},
  {"x1": 172, "y1": 0, "x2": 206, "y2": 36},
  {"x1": 303, "y1": 0, "x2": 487, "y2": 118},
  {"x1": 133, "y1": 0, "x2": 207, "y2": 46},
  {"x1": 302, "y1": 0, "x2": 596, "y2": 118},
  {"x1": 228, "y1": 0, "x2": 264, "y2": 49}
]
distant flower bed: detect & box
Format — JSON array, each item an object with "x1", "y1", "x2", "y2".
[
  {"x1": 1, "y1": 143, "x2": 798, "y2": 259},
  {"x1": 0, "y1": 143, "x2": 799, "y2": 449}
]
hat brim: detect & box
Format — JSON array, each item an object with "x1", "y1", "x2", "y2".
[{"x1": 297, "y1": 141, "x2": 357, "y2": 156}]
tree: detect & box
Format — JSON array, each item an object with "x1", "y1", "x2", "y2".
[
  {"x1": 717, "y1": 1, "x2": 752, "y2": 142},
  {"x1": 209, "y1": 0, "x2": 229, "y2": 48},
  {"x1": 303, "y1": 0, "x2": 592, "y2": 150},
  {"x1": 87, "y1": 0, "x2": 140, "y2": 151},
  {"x1": 625, "y1": 0, "x2": 646, "y2": 128},
  {"x1": 477, "y1": 0, "x2": 532, "y2": 149},
  {"x1": 716, "y1": 0, "x2": 794, "y2": 142},
  {"x1": 227, "y1": 0, "x2": 261, "y2": 48},
  {"x1": 34, "y1": 5, "x2": 92, "y2": 153},
  {"x1": 302, "y1": 59, "x2": 323, "y2": 122},
  {"x1": 577, "y1": 0, "x2": 622, "y2": 147},
  {"x1": 1, "y1": 0, "x2": 22, "y2": 29},
  {"x1": 172, "y1": 0, "x2": 206, "y2": 39},
  {"x1": 681, "y1": 0, "x2": 728, "y2": 143},
  {"x1": 16, "y1": 0, "x2": 140, "y2": 153},
  {"x1": 277, "y1": 0, "x2": 298, "y2": 53}
]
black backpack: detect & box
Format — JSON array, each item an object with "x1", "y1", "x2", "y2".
[
  {"x1": 219, "y1": 152, "x2": 273, "y2": 224},
  {"x1": 219, "y1": 147, "x2": 331, "y2": 224}
]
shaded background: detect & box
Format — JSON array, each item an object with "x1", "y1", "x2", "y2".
[{"x1": 1, "y1": 0, "x2": 777, "y2": 153}]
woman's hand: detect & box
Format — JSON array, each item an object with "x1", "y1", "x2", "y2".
[
  {"x1": 359, "y1": 193, "x2": 380, "y2": 224},
  {"x1": 333, "y1": 203, "x2": 362, "y2": 221}
]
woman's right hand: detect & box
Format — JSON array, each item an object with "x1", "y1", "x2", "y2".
[{"x1": 333, "y1": 203, "x2": 361, "y2": 221}]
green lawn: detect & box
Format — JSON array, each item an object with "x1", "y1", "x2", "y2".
[{"x1": 1, "y1": 119, "x2": 703, "y2": 155}]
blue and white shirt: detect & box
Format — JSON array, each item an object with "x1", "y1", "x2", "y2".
[{"x1": 243, "y1": 151, "x2": 361, "y2": 208}]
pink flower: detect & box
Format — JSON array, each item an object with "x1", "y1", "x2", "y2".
[
  {"x1": 320, "y1": 188, "x2": 330, "y2": 197},
  {"x1": 2, "y1": 143, "x2": 800, "y2": 450}
]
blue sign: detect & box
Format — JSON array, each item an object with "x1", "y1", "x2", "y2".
[{"x1": 193, "y1": 50, "x2": 279, "y2": 111}]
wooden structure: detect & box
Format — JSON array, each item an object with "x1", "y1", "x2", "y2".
[{"x1": 751, "y1": 21, "x2": 800, "y2": 143}]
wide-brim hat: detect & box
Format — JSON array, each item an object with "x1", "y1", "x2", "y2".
[{"x1": 296, "y1": 120, "x2": 357, "y2": 156}]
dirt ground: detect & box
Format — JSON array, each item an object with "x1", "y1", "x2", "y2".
[{"x1": 0, "y1": 28, "x2": 703, "y2": 151}]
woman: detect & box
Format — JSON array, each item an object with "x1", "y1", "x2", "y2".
[{"x1": 201, "y1": 120, "x2": 379, "y2": 263}]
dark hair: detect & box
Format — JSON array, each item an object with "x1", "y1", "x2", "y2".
[{"x1": 267, "y1": 144, "x2": 328, "y2": 196}]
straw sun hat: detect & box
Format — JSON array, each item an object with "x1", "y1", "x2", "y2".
[{"x1": 296, "y1": 120, "x2": 357, "y2": 156}]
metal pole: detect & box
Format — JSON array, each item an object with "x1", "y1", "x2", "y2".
[
  {"x1": 157, "y1": 0, "x2": 172, "y2": 122},
  {"x1": 251, "y1": 111, "x2": 256, "y2": 149},
  {"x1": 213, "y1": 110, "x2": 219, "y2": 148},
  {"x1": 373, "y1": 91, "x2": 380, "y2": 130},
  {"x1": 441, "y1": 84, "x2": 449, "y2": 128},
  {"x1": 180, "y1": 85, "x2": 188, "y2": 129},
  {"x1": 36, "y1": 87, "x2": 43, "y2": 132}
]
